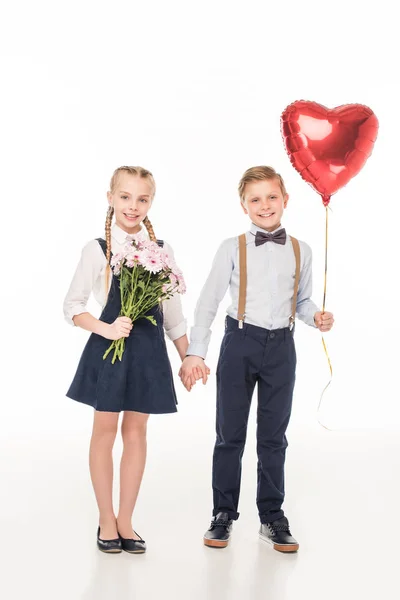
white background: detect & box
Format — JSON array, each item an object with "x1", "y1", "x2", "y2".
[{"x1": 1, "y1": 1, "x2": 399, "y2": 599}]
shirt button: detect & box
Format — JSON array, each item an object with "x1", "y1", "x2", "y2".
[{"x1": 270, "y1": 332, "x2": 275, "y2": 339}]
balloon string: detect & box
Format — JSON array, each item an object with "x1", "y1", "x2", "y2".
[
  {"x1": 322, "y1": 205, "x2": 328, "y2": 312},
  {"x1": 318, "y1": 205, "x2": 333, "y2": 430}
]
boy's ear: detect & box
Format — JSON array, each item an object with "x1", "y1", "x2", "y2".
[
  {"x1": 283, "y1": 194, "x2": 289, "y2": 209},
  {"x1": 240, "y1": 200, "x2": 248, "y2": 215}
]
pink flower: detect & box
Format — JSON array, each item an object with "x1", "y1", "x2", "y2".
[
  {"x1": 162, "y1": 252, "x2": 177, "y2": 270},
  {"x1": 125, "y1": 250, "x2": 143, "y2": 268},
  {"x1": 169, "y1": 267, "x2": 185, "y2": 292},
  {"x1": 177, "y1": 278, "x2": 186, "y2": 294},
  {"x1": 141, "y1": 250, "x2": 163, "y2": 274},
  {"x1": 141, "y1": 239, "x2": 160, "y2": 253},
  {"x1": 110, "y1": 252, "x2": 124, "y2": 275},
  {"x1": 168, "y1": 272, "x2": 178, "y2": 288},
  {"x1": 110, "y1": 252, "x2": 123, "y2": 265},
  {"x1": 174, "y1": 271, "x2": 186, "y2": 294},
  {"x1": 163, "y1": 271, "x2": 186, "y2": 295},
  {"x1": 132, "y1": 251, "x2": 143, "y2": 263}
]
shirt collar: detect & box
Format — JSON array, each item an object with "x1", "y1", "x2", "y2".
[
  {"x1": 249, "y1": 222, "x2": 284, "y2": 236},
  {"x1": 111, "y1": 222, "x2": 148, "y2": 244}
]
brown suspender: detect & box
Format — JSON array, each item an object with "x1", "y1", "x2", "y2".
[
  {"x1": 289, "y1": 236, "x2": 300, "y2": 330},
  {"x1": 237, "y1": 233, "x2": 247, "y2": 328},
  {"x1": 237, "y1": 233, "x2": 301, "y2": 330}
]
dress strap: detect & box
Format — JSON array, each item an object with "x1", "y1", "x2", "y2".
[{"x1": 96, "y1": 238, "x2": 110, "y2": 259}]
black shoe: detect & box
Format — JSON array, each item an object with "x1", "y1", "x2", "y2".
[
  {"x1": 203, "y1": 512, "x2": 233, "y2": 548},
  {"x1": 97, "y1": 527, "x2": 122, "y2": 554},
  {"x1": 259, "y1": 517, "x2": 299, "y2": 552},
  {"x1": 118, "y1": 531, "x2": 146, "y2": 554}
]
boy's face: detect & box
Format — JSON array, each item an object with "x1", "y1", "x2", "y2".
[
  {"x1": 241, "y1": 178, "x2": 288, "y2": 232},
  {"x1": 107, "y1": 172, "x2": 153, "y2": 234}
]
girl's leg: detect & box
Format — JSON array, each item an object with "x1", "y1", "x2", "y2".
[
  {"x1": 117, "y1": 411, "x2": 149, "y2": 539},
  {"x1": 89, "y1": 410, "x2": 120, "y2": 539}
]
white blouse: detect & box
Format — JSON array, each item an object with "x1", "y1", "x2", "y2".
[{"x1": 63, "y1": 223, "x2": 187, "y2": 341}]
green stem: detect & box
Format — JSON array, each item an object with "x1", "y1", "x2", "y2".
[
  {"x1": 128, "y1": 266, "x2": 139, "y2": 313},
  {"x1": 103, "y1": 341, "x2": 115, "y2": 360},
  {"x1": 112, "y1": 343, "x2": 119, "y2": 364},
  {"x1": 126, "y1": 270, "x2": 152, "y2": 316},
  {"x1": 128, "y1": 279, "x2": 179, "y2": 322}
]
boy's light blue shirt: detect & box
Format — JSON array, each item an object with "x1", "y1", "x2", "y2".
[{"x1": 187, "y1": 222, "x2": 319, "y2": 359}]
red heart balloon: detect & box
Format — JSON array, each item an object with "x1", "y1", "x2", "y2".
[{"x1": 281, "y1": 101, "x2": 378, "y2": 205}]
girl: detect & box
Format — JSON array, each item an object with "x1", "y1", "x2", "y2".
[{"x1": 64, "y1": 166, "x2": 194, "y2": 554}]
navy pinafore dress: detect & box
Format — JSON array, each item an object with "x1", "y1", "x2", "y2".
[{"x1": 66, "y1": 238, "x2": 178, "y2": 414}]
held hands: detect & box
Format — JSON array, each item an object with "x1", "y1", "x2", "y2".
[
  {"x1": 314, "y1": 311, "x2": 334, "y2": 332},
  {"x1": 104, "y1": 316, "x2": 133, "y2": 340},
  {"x1": 179, "y1": 355, "x2": 211, "y2": 391}
]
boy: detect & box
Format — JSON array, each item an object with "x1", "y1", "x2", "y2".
[{"x1": 180, "y1": 166, "x2": 334, "y2": 552}]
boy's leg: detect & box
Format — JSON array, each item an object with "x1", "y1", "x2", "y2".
[
  {"x1": 256, "y1": 329, "x2": 296, "y2": 524},
  {"x1": 212, "y1": 323, "x2": 258, "y2": 521}
]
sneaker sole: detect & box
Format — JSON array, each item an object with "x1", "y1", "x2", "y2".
[
  {"x1": 259, "y1": 533, "x2": 299, "y2": 553},
  {"x1": 203, "y1": 537, "x2": 229, "y2": 548}
]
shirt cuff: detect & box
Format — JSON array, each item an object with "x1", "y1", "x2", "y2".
[
  {"x1": 164, "y1": 319, "x2": 187, "y2": 342},
  {"x1": 305, "y1": 313, "x2": 318, "y2": 328},
  {"x1": 64, "y1": 305, "x2": 88, "y2": 327},
  {"x1": 186, "y1": 342, "x2": 208, "y2": 360},
  {"x1": 297, "y1": 305, "x2": 319, "y2": 328}
]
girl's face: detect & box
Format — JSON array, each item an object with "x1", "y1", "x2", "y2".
[
  {"x1": 241, "y1": 178, "x2": 288, "y2": 232},
  {"x1": 107, "y1": 172, "x2": 154, "y2": 233}
]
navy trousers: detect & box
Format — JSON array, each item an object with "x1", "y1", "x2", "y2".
[{"x1": 212, "y1": 316, "x2": 296, "y2": 524}]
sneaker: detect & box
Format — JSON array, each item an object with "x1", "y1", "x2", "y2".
[
  {"x1": 259, "y1": 516, "x2": 299, "y2": 552},
  {"x1": 203, "y1": 512, "x2": 233, "y2": 548}
]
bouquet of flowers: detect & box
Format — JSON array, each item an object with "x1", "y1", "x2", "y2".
[{"x1": 103, "y1": 235, "x2": 186, "y2": 364}]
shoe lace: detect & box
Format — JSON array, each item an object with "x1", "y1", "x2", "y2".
[
  {"x1": 269, "y1": 521, "x2": 290, "y2": 533},
  {"x1": 211, "y1": 517, "x2": 230, "y2": 529}
]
